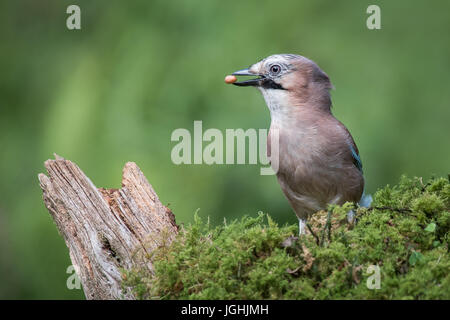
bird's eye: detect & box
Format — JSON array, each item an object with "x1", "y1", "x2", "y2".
[{"x1": 270, "y1": 64, "x2": 281, "y2": 75}]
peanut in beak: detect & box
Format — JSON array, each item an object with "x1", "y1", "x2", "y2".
[{"x1": 224, "y1": 75, "x2": 237, "y2": 84}]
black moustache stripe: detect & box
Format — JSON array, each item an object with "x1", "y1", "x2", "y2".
[{"x1": 261, "y1": 78, "x2": 285, "y2": 90}]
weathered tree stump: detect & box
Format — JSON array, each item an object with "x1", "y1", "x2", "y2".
[{"x1": 38, "y1": 154, "x2": 178, "y2": 299}]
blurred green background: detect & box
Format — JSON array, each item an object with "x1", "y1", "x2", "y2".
[{"x1": 0, "y1": 0, "x2": 449, "y2": 299}]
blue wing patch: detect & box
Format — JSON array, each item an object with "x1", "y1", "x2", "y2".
[{"x1": 349, "y1": 145, "x2": 363, "y2": 173}]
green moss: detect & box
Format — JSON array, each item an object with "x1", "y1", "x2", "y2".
[{"x1": 122, "y1": 176, "x2": 450, "y2": 299}]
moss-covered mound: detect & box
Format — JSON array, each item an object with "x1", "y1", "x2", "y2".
[{"x1": 122, "y1": 176, "x2": 450, "y2": 299}]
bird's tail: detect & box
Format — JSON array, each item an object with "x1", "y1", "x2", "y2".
[
  {"x1": 359, "y1": 191, "x2": 373, "y2": 208},
  {"x1": 347, "y1": 191, "x2": 373, "y2": 223}
]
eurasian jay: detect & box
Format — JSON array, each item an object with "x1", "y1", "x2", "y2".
[{"x1": 228, "y1": 54, "x2": 371, "y2": 234}]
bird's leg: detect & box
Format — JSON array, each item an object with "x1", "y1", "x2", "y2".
[
  {"x1": 347, "y1": 209, "x2": 355, "y2": 224},
  {"x1": 298, "y1": 218, "x2": 306, "y2": 236}
]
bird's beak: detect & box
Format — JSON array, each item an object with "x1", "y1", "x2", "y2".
[{"x1": 232, "y1": 68, "x2": 265, "y2": 87}]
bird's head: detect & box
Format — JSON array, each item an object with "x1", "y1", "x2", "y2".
[{"x1": 231, "y1": 54, "x2": 333, "y2": 113}]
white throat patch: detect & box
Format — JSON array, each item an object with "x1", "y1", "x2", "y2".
[{"x1": 258, "y1": 88, "x2": 292, "y2": 123}]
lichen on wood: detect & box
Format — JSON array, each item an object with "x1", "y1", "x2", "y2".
[{"x1": 38, "y1": 154, "x2": 178, "y2": 299}]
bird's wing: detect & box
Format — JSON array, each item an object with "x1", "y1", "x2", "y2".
[
  {"x1": 338, "y1": 120, "x2": 363, "y2": 174},
  {"x1": 349, "y1": 144, "x2": 363, "y2": 173}
]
